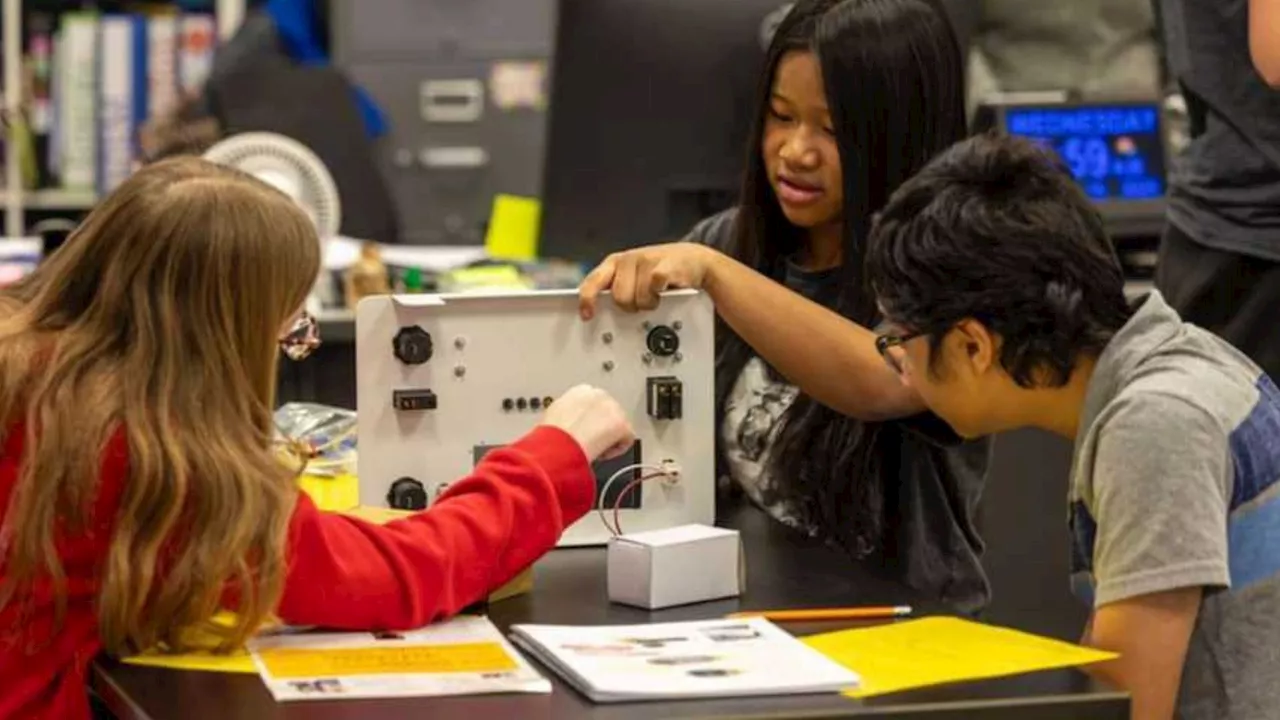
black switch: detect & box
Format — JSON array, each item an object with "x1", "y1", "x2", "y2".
[
  {"x1": 646, "y1": 376, "x2": 683, "y2": 420},
  {"x1": 392, "y1": 325, "x2": 434, "y2": 365},
  {"x1": 387, "y1": 477, "x2": 428, "y2": 510},
  {"x1": 393, "y1": 389, "x2": 437, "y2": 411}
]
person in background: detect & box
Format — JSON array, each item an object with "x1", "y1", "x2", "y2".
[
  {"x1": 865, "y1": 132, "x2": 1279, "y2": 720},
  {"x1": 579, "y1": 0, "x2": 992, "y2": 613},
  {"x1": 1151, "y1": 0, "x2": 1280, "y2": 381},
  {"x1": 0, "y1": 158, "x2": 635, "y2": 720},
  {"x1": 943, "y1": 0, "x2": 1162, "y2": 113}
]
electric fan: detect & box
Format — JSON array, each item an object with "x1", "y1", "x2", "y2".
[
  {"x1": 202, "y1": 131, "x2": 342, "y2": 235},
  {"x1": 202, "y1": 132, "x2": 342, "y2": 309}
]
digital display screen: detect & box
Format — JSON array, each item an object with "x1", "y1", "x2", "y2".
[{"x1": 1004, "y1": 105, "x2": 1166, "y2": 202}]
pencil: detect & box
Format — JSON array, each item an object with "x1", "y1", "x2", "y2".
[{"x1": 726, "y1": 605, "x2": 913, "y2": 622}]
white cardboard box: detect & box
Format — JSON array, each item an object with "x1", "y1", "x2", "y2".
[{"x1": 606, "y1": 524, "x2": 744, "y2": 610}]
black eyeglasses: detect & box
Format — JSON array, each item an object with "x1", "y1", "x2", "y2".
[
  {"x1": 281, "y1": 312, "x2": 321, "y2": 361},
  {"x1": 874, "y1": 330, "x2": 923, "y2": 375}
]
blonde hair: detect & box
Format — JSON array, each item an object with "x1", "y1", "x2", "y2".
[{"x1": 0, "y1": 156, "x2": 321, "y2": 655}]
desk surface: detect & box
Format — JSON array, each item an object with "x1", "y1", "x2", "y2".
[{"x1": 93, "y1": 505, "x2": 1127, "y2": 720}]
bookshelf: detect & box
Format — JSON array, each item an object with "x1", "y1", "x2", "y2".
[{"x1": 1, "y1": 0, "x2": 247, "y2": 236}]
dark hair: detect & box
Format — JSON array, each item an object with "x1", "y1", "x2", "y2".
[
  {"x1": 867, "y1": 133, "x2": 1133, "y2": 387},
  {"x1": 716, "y1": 0, "x2": 967, "y2": 556}
]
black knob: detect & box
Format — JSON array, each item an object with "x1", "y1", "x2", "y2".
[
  {"x1": 392, "y1": 326, "x2": 434, "y2": 365},
  {"x1": 646, "y1": 325, "x2": 681, "y2": 357},
  {"x1": 387, "y1": 477, "x2": 428, "y2": 511}
]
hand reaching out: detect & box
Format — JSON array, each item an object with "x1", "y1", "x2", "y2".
[{"x1": 578, "y1": 243, "x2": 719, "y2": 319}]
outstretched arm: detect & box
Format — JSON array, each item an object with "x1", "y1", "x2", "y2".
[
  {"x1": 275, "y1": 426, "x2": 595, "y2": 631},
  {"x1": 580, "y1": 243, "x2": 923, "y2": 421}
]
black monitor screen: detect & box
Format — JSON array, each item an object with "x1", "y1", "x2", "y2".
[{"x1": 1003, "y1": 104, "x2": 1166, "y2": 202}]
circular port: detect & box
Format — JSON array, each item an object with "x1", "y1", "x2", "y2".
[
  {"x1": 517, "y1": 397, "x2": 528, "y2": 411},
  {"x1": 646, "y1": 325, "x2": 681, "y2": 357},
  {"x1": 530, "y1": 397, "x2": 543, "y2": 410},
  {"x1": 387, "y1": 477, "x2": 428, "y2": 511},
  {"x1": 543, "y1": 396, "x2": 554, "y2": 407},
  {"x1": 392, "y1": 326, "x2": 434, "y2": 365},
  {"x1": 502, "y1": 398, "x2": 514, "y2": 411}
]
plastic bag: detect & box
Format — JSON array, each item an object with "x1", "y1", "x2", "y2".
[{"x1": 274, "y1": 402, "x2": 357, "y2": 477}]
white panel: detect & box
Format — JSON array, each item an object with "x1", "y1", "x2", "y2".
[{"x1": 356, "y1": 290, "x2": 716, "y2": 547}]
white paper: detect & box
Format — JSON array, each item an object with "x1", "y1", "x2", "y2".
[
  {"x1": 509, "y1": 617, "x2": 858, "y2": 702},
  {"x1": 249, "y1": 615, "x2": 550, "y2": 702},
  {"x1": 323, "y1": 235, "x2": 488, "y2": 273}
]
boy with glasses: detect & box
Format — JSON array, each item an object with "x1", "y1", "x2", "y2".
[{"x1": 866, "y1": 133, "x2": 1280, "y2": 720}]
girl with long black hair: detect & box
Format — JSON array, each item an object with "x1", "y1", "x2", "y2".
[{"x1": 579, "y1": 0, "x2": 992, "y2": 612}]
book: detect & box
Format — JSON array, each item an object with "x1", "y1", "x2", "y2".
[
  {"x1": 98, "y1": 14, "x2": 148, "y2": 195},
  {"x1": 57, "y1": 12, "x2": 99, "y2": 190},
  {"x1": 248, "y1": 615, "x2": 551, "y2": 702},
  {"x1": 508, "y1": 617, "x2": 860, "y2": 703},
  {"x1": 146, "y1": 13, "x2": 180, "y2": 119}
]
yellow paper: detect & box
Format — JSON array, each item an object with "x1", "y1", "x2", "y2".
[
  {"x1": 124, "y1": 648, "x2": 258, "y2": 674},
  {"x1": 803, "y1": 616, "x2": 1117, "y2": 698},
  {"x1": 484, "y1": 194, "x2": 541, "y2": 262},
  {"x1": 122, "y1": 611, "x2": 257, "y2": 674},
  {"x1": 341, "y1": 505, "x2": 415, "y2": 524},
  {"x1": 257, "y1": 641, "x2": 517, "y2": 679}
]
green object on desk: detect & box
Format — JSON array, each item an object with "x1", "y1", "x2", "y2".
[{"x1": 403, "y1": 266, "x2": 424, "y2": 292}]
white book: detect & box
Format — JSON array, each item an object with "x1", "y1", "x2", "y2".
[
  {"x1": 177, "y1": 14, "x2": 216, "y2": 94},
  {"x1": 98, "y1": 15, "x2": 143, "y2": 195},
  {"x1": 509, "y1": 617, "x2": 860, "y2": 703},
  {"x1": 58, "y1": 13, "x2": 99, "y2": 190},
  {"x1": 147, "y1": 14, "x2": 179, "y2": 118},
  {"x1": 248, "y1": 615, "x2": 551, "y2": 702}
]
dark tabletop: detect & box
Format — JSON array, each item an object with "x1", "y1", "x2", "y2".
[{"x1": 93, "y1": 503, "x2": 1128, "y2": 720}]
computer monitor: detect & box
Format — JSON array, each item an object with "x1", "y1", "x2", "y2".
[{"x1": 538, "y1": 0, "x2": 792, "y2": 263}]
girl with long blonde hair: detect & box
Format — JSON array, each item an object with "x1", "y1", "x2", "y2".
[{"x1": 0, "y1": 157, "x2": 633, "y2": 720}]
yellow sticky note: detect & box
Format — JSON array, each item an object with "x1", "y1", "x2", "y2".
[
  {"x1": 299, "y1": 473, "x2": 360, "y2": 512},
  {"x1": 484, "y1": 194, "x2": 541, "y2": 262},
  {"x1": 803, "y1": 616, "x2": 1117, "y2": 699},
  {"x1": 442, "y1": 264, "x2": 531, "y2": 293},
  {"x1": 256, "y1": 642, "x2": 518, "y2": 679}
]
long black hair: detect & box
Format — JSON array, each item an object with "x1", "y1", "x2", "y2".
[{"x1": 715, "y1": 0, "x2": 967, "y2": 557}]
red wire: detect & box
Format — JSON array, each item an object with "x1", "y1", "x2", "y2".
[{"x1": 612, "y1": 472, "x2": 665, "y2": 536}]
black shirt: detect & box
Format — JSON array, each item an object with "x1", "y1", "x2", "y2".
[
  {"x1": 688, "y1": 209, "x2": 992, "y2": 614},
  {"x1": 1160, "y1": 0, "x2": 1280, "y2": 261}
]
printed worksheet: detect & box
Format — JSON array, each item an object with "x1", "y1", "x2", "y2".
[
  {"x1": 509, "y1": 617, "x2": 859, "y2": 702},
  {"x1": 248, "y1": 615, "x2": 550, "y2": 701}
]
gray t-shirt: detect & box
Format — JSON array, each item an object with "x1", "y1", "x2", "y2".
[
  {"x1": 688, "y1": 210, "x2": 992, "y2": 614},
  {"x1": 1071, "y1": 291, "x2": 1280, "y2": 719},
  {"x1": 1158, "y1": 0, "x2": 1280, "y2": 261}
]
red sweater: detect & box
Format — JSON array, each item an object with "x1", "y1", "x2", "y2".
[{"x1": 0, "y1": 424, "x2": 594, "y2": 720}]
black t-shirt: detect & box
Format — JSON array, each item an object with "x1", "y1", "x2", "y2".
[
  {"x1": 689, "y1": 210, "x2": 992, "y2": 614},
  {"x1": 1160, "y1": 0, "x2": 1280, "y2": 261}
]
